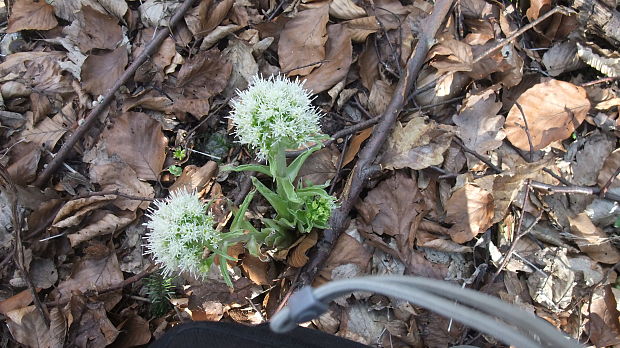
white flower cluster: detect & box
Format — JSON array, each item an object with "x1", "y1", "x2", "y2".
[
  {"x1": 144, "y1": 190, "x2": 220, "y2": 278},
  {"x1": 229, "y1": 75, "x2": 322, "y2": 160}
]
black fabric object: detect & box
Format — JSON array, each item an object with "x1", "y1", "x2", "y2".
[{"x1": 149, "y1": 321, "x2": 370, "y2": 348}]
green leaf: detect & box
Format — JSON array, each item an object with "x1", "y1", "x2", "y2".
[
  {"x1": 168, "y1": 165, "x2": 182, "y2": 176},
  {"x1": 285, "y1": 145, "x2": 322, "y2": 182},
  {"x1": 615, "y1": 215, "x2": 620, "y2": 228},
  {"x1": 226, "y1": 164, "x2": 272, "y2": 177},
  {"x1": 251, "y1": 177, "x2": 293, "y2": 220}
]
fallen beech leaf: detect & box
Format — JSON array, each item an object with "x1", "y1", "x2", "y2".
[
  {"x1": 69, "y1": 298, "x2": 120, "y2": 347},
  {"x1": 318, "y1": 225, "x2": 372, "y2": 283},
  {"x1": 342, "y1": 127, "x2": 372, "y2": 167},
  {"x1": 504, "y1": 79, "x2": 590, "y2": 151},
  {"x1": 542, "y1": 41, "x2": 581, "y2": 77},
  {"x1": 288, "y1": 230, "x2": 318, "y2": 268},
  {"x1": 67, "y1": 210, "x2": 135, "y2": 246},
  {"x1": 53, "y1": 251, "x2": 124, "y2": 306},
  {"x1": 368, "y1": 80, "x2": 395, "y2": 115},
  {"x1": 170, "y1": 161, "x2": 218, "y2": 193},
  {"x1": 571, "y1": 130, "x2": 616, "y2": 186},
  {"x1": 222, "y1": 38, "x2": 258, "y2": 98},
  {"x1": 598, "y1": 148, "x2": 620, "y2": 190},
  {"x1": 63, "y1": 6, "x2": 122, "y2": 53},
  {"x1": 81, "y1": 45, "x2": 128, "y2": 95},
  {"x1": 358, "y1": 38, "x2": 380, "y2": 89},
  {"x1": 176, "y1": 49, "x2": 232, "y2": 99},
  {"x1": 51, "y1": 0, "x2": 127, "y2": 21},
  {"x1": 584, "y1": 285, "x2": 620, "y2": 346},
  {"x1": 6, "y1": 141, "x2": 41, "y2": 185},
  {"x1": 5, "y1": 306, "x2": 53, "y2": 348},
  {"x1": 342, "y1": 16, "x2": 380, "y2": 42},
  {"x1": 52, "y1": 195, "x2": 116, "y2": 228},
  {"x1": 568, "y1": 213, "x2": 620, "y2": 264},
  {"x1": 428, "y1": 39, "x2": 473, "y2": 74},
  {"x1": 526, "y1": 0, "x2": 551, "y2": 21},
  {"x1": 381, "y1": 115, "x2": 455, "y2": 170},
  {"x1": 296, "y1": 147, "x2": 339, "y2": 186},
  {"x1": 278, "y1": 4, "x2": 329, "y2": 76},
  {"x1": 453, "y1": 90, "x2": 505, "y2": 156},
  {"x1": 100, "y1": 112, "x2": 167, "y2": 181},
  {"x1": 173, "y1": 98, "x2": 210, "y2": 118},
  {"x1": 113, "y1": 314, "x2": 151, "y2": 347},
  {"x1": 22, "y1": 110, "x2": 75, "y2": 151},
  {"x1": 445, "y1": 184, "x2": 494, "y2": 243},
  {"x1": 241, "y1": 255, "x2": 273, "y2": 286},
  {"x1": 0, "y1": 290, "x2": 34, "y2": 316},
  {"x1": 302, "y1": 24, "x2": 352, "y2": 94},
  {"x1": 8, "y1": 0, "x2": 58, "y2": 33},
  {"x1": 329, "y1": 0, "x2": 366, "y2": 19}
]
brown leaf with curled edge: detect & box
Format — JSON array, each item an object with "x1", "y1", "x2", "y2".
[
  {"x1": 381, "y1": 115, "x2": 455, "y2": 170},
  {"x1": 67, "y1": 210, "x2": 135, "y2": 246},
  {"x1": 51, "y1": 0, "x2": 127, "y2": 21},
  {"x1": 526, "y1": 0, "x2": 551, "y2": 21},
  {"x1": 428, "y1": 39, "x2": 473, "y2": 74},
  {"x1": 241, "y1": 255, "x2": 273, "y2": 286},
  {"x1": 278, "y1": 4, "x2": 329, "y2": 76},
  {"x1": 598, "y1": 148, "x2": 620, "y2": 190},
  {"x1": 317, "y1": 223, "x2": 372, "y2": 283},
  {"x1": 8, "y1": 0, "x2": 58, "y2": 32},
  {"x1": 342, "y1": 127, "x2": 372, "y2": 167},
  {"x1": 445, "y1": 184, "x2": 494, "y2": 243},
  {"x1": 63, "y1": 6, "x2": 122, "y2": 53},
  {"x1": 0, "y1": 290, "x2": 33, "y2": 315},
  {"x1": 53, "y1": 250, "x2": 124, "y2": 307},
  {"x1": 453, "y1": 90, "x2": 505, "y2": 156},
  {"x1": 288, "y1": 230, "x2": 318, "y2": 268},
  {"x1": 22, "y1": 108, "x2": 75, "y2": 151},
  {"x1": 173, "y1": 98, "x2": 210, "y2": 119},
  {"x1": 584, "y1": 285, "x2": 620, "y2": 347},
  {"x1": 52, "y1": 195, "x2": 116, "y2": 228},
  {"x1": 5, "y1": 306, "x2": 52, "y2": 348},
  {"x1": 185, "y1": 0, "x2": 233, "y2": 39},
  {"x1": 81, "y1": 45, "x2": 128, "y2": 95},
  {"x1": 170, "y1": 161, "x2": 218, "y2": 194},
  {"x1": 302, "y1": 24, "x2": 352, "y2": 94},
  {"x1": 100, "y1": 112, "x2": 167, "y2": 181},
  {"x1": 329, "y1": 0, "x2": 366, "y2": 19},
  {"x1": 7, "y1": 141, "x2": 41, "y2": 185},
  {"x1": 176, "y1": 49, "x2": 232, "y2": 99},
  {"x1": 113, "y1": 314, "x2": 151, "y2": 347},
  {"x1": 70, "y1": 300, "x2": 120, "y2": 347},
  {"x1": 358, "y1": 38, "x2": 379, "y2": 89},
  {"x1": 342, "y1": 16, "x2": 380, "y2": 42},
  {"x1": 504, "y1": 79, "x2": 590, "y2": 151},
  {"x1": 368, "y1": 79, "x2": 394, "y2": 115},
  {"x1": 568, "y1": 213, "x2": 620, "y2": 264}
]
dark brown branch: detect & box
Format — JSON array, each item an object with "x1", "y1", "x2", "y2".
[
  {"x1": 34, "y1": 0, "x2": 200, "y2": 188},
  {"x1": 295, "y1": 0, "x2": 455, "y2": 289},
  {"x1": 531, "y1": 181, "x2": 620, "y2": 202},
  {"x1": 453, "y1": 138, "x2": 502, "y2": 174}
]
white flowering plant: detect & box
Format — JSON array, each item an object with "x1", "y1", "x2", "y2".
[
  {"x1": 144, "y1": 190, "x2": 243, "y2": 286},
  {"x1": 227, "y1": 75, "x2": 338, "y2": 251}
]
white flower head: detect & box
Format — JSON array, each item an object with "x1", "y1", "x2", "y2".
[
  {"x1": 144, "y1": 190, "x2": 220, "y2": 279},
  {"x1": 229, "y1": 75, "x2": 323, "y2": 160}
]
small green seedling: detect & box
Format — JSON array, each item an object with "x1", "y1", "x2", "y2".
[
  {"x1": 167, "y1": 165, "x2": 182, "y2": 176},
  {"x1": 173, "y1": 147, "x2": 187, "y2": 161}
]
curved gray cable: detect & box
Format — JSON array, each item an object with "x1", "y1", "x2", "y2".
[
  {"x1": 277, "y1": 281, "x2": 542, "y2": 347},
  {"x1": 354, "y1": 276, "x2": 581, "y2": 348}
]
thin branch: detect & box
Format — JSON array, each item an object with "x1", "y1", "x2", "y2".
[
  {"x1": 452, "y1": 138, "x2": 502, "y2": 174},
  {"x1": 514, "y1": 102, "x2": 535, "y2": 161},
  {"x1": 34, "y1": 0, "x2": 200, "y2": 187},
  {"x1": 600, "y1": 166, "x2": 620, "y2": 198},
  {"x1": 531, "y1": 181, "x2": 620, "y2": 202},
  {"x1": 295, "y1": 0, "x2": 455, "y2": 290}
]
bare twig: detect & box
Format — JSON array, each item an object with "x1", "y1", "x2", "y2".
[
  {"x1": 531, "y1": 181, "x2": 620, "y2": 202},
  {"x1": 514, "y1": 102, "x2": 535, "y2": 161},
  {"x1": 295, "y1": 0, "x2": 455, "y2": 290},
  {"x1": 580, "y1": 76, "x2": 619, "y2": 87},
  {"x1": 600, "y1": 166, "x2": 620, "y2": 198},
  {"x1": 70, "y1": 189, "x2": 154, "y2": 202},
  {"x1": 0, "y1": 164, "x2": 50, "y2": 326},
  {"x1": 34, "y1": 0, "x2": 200, "y2": 187},
  {"x1": 453, "y1": 138, "x2": 502, "y2": 173},
  {"x1": 489, "y1": 180, "x2": 541, "y2": 283}
]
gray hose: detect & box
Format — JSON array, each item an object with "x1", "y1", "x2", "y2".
[{"x1": 270, "y1": 276, "x2": 583, "y2": 348}]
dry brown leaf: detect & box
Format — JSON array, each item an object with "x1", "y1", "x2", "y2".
[
  {"x1": 22, "y1": 110, "x2": 74, "y2": 151},
  {"x1": 7, "y1": 141, "x2": 41, "y2": 185},
  {"x1": 241, "y1": 255, "x2": 273, "y2": 286},
  {"x1": 5, "y1": 306, "x2": 53, "y2": 348},
  {"x1": 51, "y1": 0, "x2": 127, "y2": 21},
  {"x1": 542, "y1": 40, "x2": 581, "y2": 77},
  {"x1": 368, "y1": 80, "x2": 394, "y2": 115},
  {"x1": 68, "y1": 298, "x2": 120, "y2": 347},
  {"x1": 329, "y1": 0, "x2": 366, "y2": 19},
  {"x1": 358, "y1": 38, "x2": 380, "y2": 90},
  {"x1": 598, "y1": 148, "x2": 620, "y2": 190},
  {"x1": 100, "y1": 112, "x2": 167, "y2": 181},
  {"x1": 221, "y1": 38, "x2": 258, "y2": 98},
  {"x1": 278, "y1": 4, "x2": 329, "y2": 76},
  {"x1": 184, "y1": 0, "x2": 213, "y2": 36},
  {"x1": 52, "y1": 195, "x2": 116, "y2": 228},
  {"x1": 0, "y1": 290, "x2": 34, "y2": 316},
  {"x1": 445, "y1": 183, "x2": 494, "y2": 243},
  {"x1": 176, "y1": 49, "x2": 232, "y2": 100},
  {"x1": 170, "y1": 161, "x2": 218, "y2": 193},
  {"x1": 526, "y1": 0, "x2": 551, "y2": 21},
  {"x1": 428, "y1": 39, "x2": 473, "y2": 74},
  {"x1": 504, "y1": 79, "x2": 590, "y2": 151},
  {"x1": 113, "y1": 314, "x2": 151, "y2": 347},
  {"x1": 381, "y1": 115, "x2": 455, "y2": 170},
  {"x1": 568, "y1": 213, "x2": 620, "y2": 264},
  {"x1": 81, "y1": 45, "x2": 128, "y2": 95},
  {"x1": 584, "y1": 285, "x2": 620, "y2": 346},
  {"x1": 53, "y1": 250, "x2": 124, "y2": 306},
  {"x1": 67, "y1": 210, "x2": 135, "y2": 246},
  {"x1": 318, "y1": 226, "x2": 372, "y2": 283},
  {"x1": 302, "y1": 24, "x2": 352, "y2": 94},
  {"x1": 342, "y1": 127, "x2": 372, "y2": 167},
  {"x1": 288, "y1": 230, "x2": 318, "y2": 267},
  {"x1": 416, "y1": 229, "x2": 472, "y2": 253},
  {"x1": 7, "y1": 0, "x2": 58, "y2": 33},
  {"x1": 63, "y1": 6, "x2": 122, "y2": 53},
  {"x1": 296, "y1": 147, "x2": 339, "y2": 186},
  {"x1": 571, "y1": 130, "x2": 616, "y2": 186},
  {"x1": 453, "y1": 89, "x2": 505, "y2": 155},
  {"x1": 342, "y1": 16, "x2": 380, "y2": 42},
  {"x1": 173, "y1": 98, "x2": 211, "y2": 118}
]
